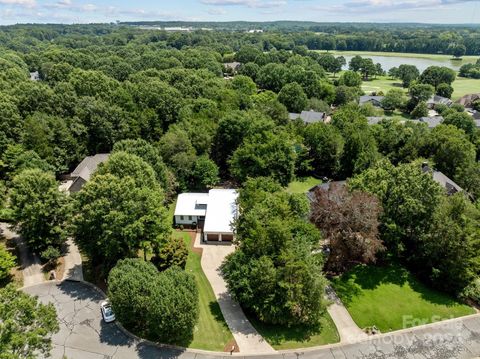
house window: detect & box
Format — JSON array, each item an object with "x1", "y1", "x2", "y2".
[
  {"x1": 188, "y1": 216, "x2": 192, "y2": 221},
  {"x1": 180, "y1": 215, "x2": 184, "y2": 220}
]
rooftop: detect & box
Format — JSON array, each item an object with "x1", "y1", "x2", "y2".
[
  {"x1": 71, "y1": 154, "x2": 110, "y2": 181},
  {"x1": 289, "y1": 110, "x2": 326, "y2": 124},
  {"x1": 174, "y1": 193, "x2": 209, "y2": 217},
  {"x1": 204, "y1": 189, "x2": 238, "y2": 233},
  {"x1": 175, "y1": 189, "x2": 238, "y2": 234}
]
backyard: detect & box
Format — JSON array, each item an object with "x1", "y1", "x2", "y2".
[
  {"x1": 286, "y1": 176, "x2": 321, "y2": 194},
  {"x1": 332, "y1": 264, "x2": 475, "y2": 333},
  {"x1": 179, "y1": 231, "x2": 235, "y2": 351}
]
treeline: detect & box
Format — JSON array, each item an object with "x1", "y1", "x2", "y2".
[{"x1": 0, "y1": 23, "x2": 479, "y2": 56}]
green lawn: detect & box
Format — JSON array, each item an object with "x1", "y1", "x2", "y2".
[
  {"x1": 286, "y1": 176, "x2": 321, "y2": 194},
  {"x1": 361, "y1": 75, "x2": 480, "y2": 101},
  {"x1": 179, "y1": 232, "x2": 234, "y2": 351},
  {"x1": 247, "y1": 312, "x2": 339, "y2": 350},
  {"x1": 328, "y1": 50, "x2": 478, "y2": 62},
  {"x1": 332, "y1": 265, "x2": 475, "y2": 333}
]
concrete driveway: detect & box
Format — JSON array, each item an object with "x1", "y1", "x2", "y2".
[{"x1": 194, "y1": 234, "x2": 275, "y2": 354}]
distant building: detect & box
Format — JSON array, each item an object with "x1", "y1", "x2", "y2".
[
  {"x1": 66, "y1": 154, "x2": 110, "y2": 193},
  {"x1": 426, "y1": 95, "x2": 453, "y2": 109},
  {"x1": 359, "y1": 95, "x2": 385, "y2": 108},
  {"x1": 307, "y1": 181, "x2": 347, "y2": 202},
  {"x1": 422, "y1": 162, "x2": 463, "y2": 195},
  {"x1": 457, "y1": 93, "x2": 480, "y2": 108},
  {"x1": 223, "y1": 62, "x2": 241, "y2": 75},
  {"x1": 29, "y1": 71, "x2": 40, "y2": 81},
  {"x1": 289, "y1": 110, "x2": 326, "y2": 124},
  {"x1": 414, "y1": 116, "x2": 444, "y2": 128}
]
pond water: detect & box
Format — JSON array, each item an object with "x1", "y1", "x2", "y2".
[{"x1": 339, "y1": 54, "x2": 476, "y2": 72}]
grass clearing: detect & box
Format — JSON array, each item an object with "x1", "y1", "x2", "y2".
[
  {"x1": 179, "y1": 231, "x2": 234, "y2": 351},
  {"x1": 287, "y1": 176, "x2": 321, "y2": 194},
  {"x1": 247, "y1": 312, "x2": 339, "y2": 350},
  {"x1": 327, "y1": 50, "x2": 478, "y2": 63},
  {"x1": 361, "y1": 75, "x2": 480, "y2": 101},
  {"x1": 332, "y1": 264, "x2": 475, "y2": 333}
]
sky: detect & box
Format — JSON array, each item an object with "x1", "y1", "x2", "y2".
[{"x1": 0, "y1": 0, "x2": 479, "y2": 25}]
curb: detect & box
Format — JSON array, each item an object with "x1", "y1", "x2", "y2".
[{"x1": 19, "y1": 280, "x2": 480, "y2": 357}]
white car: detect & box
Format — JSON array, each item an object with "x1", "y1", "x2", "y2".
[{"x1": 100, "y1": 301, "x2": 115, "y2": 323}]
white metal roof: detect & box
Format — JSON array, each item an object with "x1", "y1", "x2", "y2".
[
  {"x1": 174, "y1": 193, "x2": 209, "y2": 217},
  {"x1": 203, "y1": 189, "x2": 238, "y2": 234}
]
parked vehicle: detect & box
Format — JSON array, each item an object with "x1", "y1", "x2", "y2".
[{"x1": 100, "y1": 301, "x2": 115, "y2": 323}]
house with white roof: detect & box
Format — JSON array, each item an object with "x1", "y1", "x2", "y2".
[{"x1": 174, "y1": 189, "x2": 238, "y2": 242}]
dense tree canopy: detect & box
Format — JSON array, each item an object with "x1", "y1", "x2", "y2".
[{"x1": 0, "y1": 284, "x2": 59, "y2": 358}]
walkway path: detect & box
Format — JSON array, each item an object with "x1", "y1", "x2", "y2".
[
  {"x1": 325, "y1": 285, "x2": 368, "y2": 343},
  {"x1": 22, "y1": 281, "x2": 480, "y2": 359},
  {"x1": 194, "y1": 233, "x2": 276, "y2": 355},
  {"x1": 62, "y1": 238, "x2": 83, "y2": 281},
  {"x1": 0, "y1": 222, "x2": 44, "y2": 287}
]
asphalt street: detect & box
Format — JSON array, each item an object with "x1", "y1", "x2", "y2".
[{"x1": 23, "y1": 281, "x2": 480, "y2": 359}]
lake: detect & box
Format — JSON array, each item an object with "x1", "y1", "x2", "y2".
[{"x1": 333, "y1": 52, "x2": 477, "y2": 72}]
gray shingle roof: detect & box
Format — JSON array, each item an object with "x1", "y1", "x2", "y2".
[
  {"x1": 366, "y1": 117, "x2": 385, "y2": 125},
  {"x1": 71, "y1": 154, "x2": 110, "y2": 181},
  {"x1": 427, "y1": 95, "x2": 453, "y2": 107},
  {"x1": 415, "y1": 116, "x2": 444, "y2": 128},
  {"x1": 359, "y1": 96, "x2": 384, "y2": 106},
  {"x1": 289, "y1": 110, "x2": 325, "y2": 124},
  {"x1": 432, "y1": 171, "x2": 463, "y2": 195}
]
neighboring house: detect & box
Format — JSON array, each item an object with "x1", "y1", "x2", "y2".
[
  {"x1": 414, "y1": 116, "x2": 444, "y2": 129},
  {"x1": 422, "y1": 162, "x2": 463, "y2": 195},
  {"x1": 426, "y1": 95, "x2": 453, "y2": 109},
  {"x1": 174, "y1": 189, "x2": 238, "y2": 242},
  {"x1": 223, "y1": 62, "x2": 241, "y2": 74},
  {"x1": 67, "y1": 154, "x2": 110, "y2": 193},
  {"x1": 307, "y1": 181, "x2": 347, "y2": 202},
  {"x1": 474, "y1": 120, "x2": 480, "y2": 128},
  {"x1": 29, "y1": 71, "x2": 40, "y2": 81},
  {"x1": 289, "y1": 110, "x2": 326, "y2": 124},
  {"x1": 359, "y1": 95, "x2": 385, "y2": 108},
  {"x1": 457, "y1": 93, "x2": 480, "y2": 108}
]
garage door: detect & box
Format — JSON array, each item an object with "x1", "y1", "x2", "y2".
[
  {"x1": 207, "y1": 233, "x2": 219, "y2": 241},
  {"x1": 222, "y1": 234, "x2": 233, "y2": 241}
]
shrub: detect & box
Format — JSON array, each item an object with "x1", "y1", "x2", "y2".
[
  {"x1": 40, "y1": 246, "x2": 61, "y2": 264},
  {"x1": 460, "y1": 278, "x2": 480, "y2": 304},
  {"x1": 108, "y1": 258, "x2": 198, "y2": 344},
  {"x1": 0, "y1": 245, "x2": 15, "y2": 280},
  {"x1": 152, "y1": 236, "x2": 188, "y2": 271}
]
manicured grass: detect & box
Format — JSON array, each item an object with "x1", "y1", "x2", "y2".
[
  {"x1": 451, "y1": 76, "x2": 480, "y2": 100},
  {"x1": 361, "y1": 75, "x2": 480, "y2": 101},
  {"x1": 360, "y1": 76, "x2": 405, "y2": 95},
  {"x1": 286, "y1": 176, "x2": 321, "y2": 194},
  {"x1": 328, "y1": 50, "x2": 478, "y2": 62},
  {"x1": 332, "y1": 265, "x2": 475, "y2": 333},
  {"x1": 179, "y1": 232, "x2": 234, "y2": 351},
  {"x1": 247, "y1": 312, "x2": 339, "y2": 350}
]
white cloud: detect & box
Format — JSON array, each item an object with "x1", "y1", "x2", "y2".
[
  {"x1": 208, "y1": 7, "x2": 227, "y2": 15},
  {"x1": 201, "y1": 0, "x2": 286, "y2": 9},
  {"x1": 312, "y1": 0, "x2": 478, "y2": 13},
  {"x1": 0, "y1": 0, "x2": 36, "y2": 7}
]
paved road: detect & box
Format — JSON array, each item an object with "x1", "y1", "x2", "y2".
[
  {"x1": 194, "y1": 234, "x2": 275, "y2": 354},
  {"x1": 0, "y1": 222, "x2": 44, "y2": 286},
  {"x1": 22, "y1": 281, "x2": 480, "y2": 359},
  {"x1": 325, "y1": 285, "x2": 368, "y2": 343}
]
